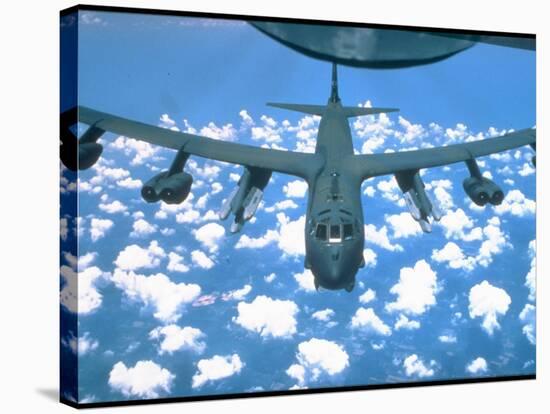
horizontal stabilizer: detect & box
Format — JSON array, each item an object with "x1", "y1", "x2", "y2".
[
  {"x1": 267, "y1": 103, "x2": 326, "y2": 116},
  {"x1": 341, "y1": 107, "x2": 399, "y2": 118},
  {"x1": 267, "y1": 102, "x2": 398, "y2": 118}
]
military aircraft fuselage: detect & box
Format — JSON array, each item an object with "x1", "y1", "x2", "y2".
[
  {"x1": 305, "y1": 101, "x2": 365, "y2": 291},
  {"x1": 71, "y1": 61, "x2": 535, "y2": 293}
]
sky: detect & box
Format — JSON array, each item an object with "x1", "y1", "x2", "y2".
[{"x1": 60, "y1": 10, "x2": 536, "y2": 404}]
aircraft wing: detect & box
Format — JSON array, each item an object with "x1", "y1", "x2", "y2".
[
  {"x1": 350, "y1": 127, "x2": 536, "y2": 180},
  {"x1": 77, "y1": 106, "x2": 323, "y2": 180}
]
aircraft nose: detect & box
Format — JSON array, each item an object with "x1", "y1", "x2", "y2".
[
  {"x1": 319, "y1": 258, "x2": 346, "y2": 288},
  {"x1": 308, "y1": 238, "x2": 361, "y2": 291},
  {"x1": 326, "y1": 263, "x2": 340, "y2": 281},
  {"x1": 324, "y1": 265, "x2": 340, "y2": 285},
  {"x1": 327, "y1": 247, "x2": 342, "y2": 279},
  {"x1": 330, "y1": 245, "x2": 341, "y2": 261}
]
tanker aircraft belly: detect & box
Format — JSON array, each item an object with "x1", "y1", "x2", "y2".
[{"x1": 64, "y1": 63, "x2": 536, "y2": 292}]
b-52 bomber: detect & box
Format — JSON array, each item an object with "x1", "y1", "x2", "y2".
[{"x1": 61, "y1": 63, "x2": 536, "y2": 293}]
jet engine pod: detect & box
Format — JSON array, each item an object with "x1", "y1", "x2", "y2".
[
  {"x1": 78, "y1": 142, "x2": 103, "y2": 171},
  {"x1": 141, "y1": 171, "x2": 167, "y2": 203},
  {"x1": 462, "y1": 176, "x2": 504, "y2": 206},
  {"x1": 490, "y1": 186, "x2": 505, "y2": 206},
  {"x1": 157, "y1": 172, "x2": 193, "y2": 204},
  {"x1": 76, "y1": 124, "x2": 106, "y2": 170},
  {"x1": 141, "y1": 171, "x2": 193, "y2": 204}
]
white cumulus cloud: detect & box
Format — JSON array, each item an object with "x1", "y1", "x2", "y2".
[
  {"x1": 311, "y1": 308, "x2": 335, "y2": 322},
  {"x1": 288, "y1": 338, "x2": 349, "y2": 385},
  {"x1": 60, "y1": 265, "x2": 110, "y2": 314},
  {"x1": 167, "y1": 252, "x2": 190, "y2": 273},
  {"x1": 264, "y1": 273, "x2": 276, "y2": 283},
  {"x1": 199, "y1": 122, "x2": 237, "y2": 141},
  {"x1": 175, "y1": 209, "x2": 200, "y2": 224},
  {"x1": 192, "y1": 354, "x2": 243, "y2": 388},
  {"x1": 233, "y1": 295, "x2": 299, "y2": 338},
  {"x1": 386, "y1": 213, "x2": 423, "y2": 239},
  {"x1": 111, "y1": 269, "x2": 201, "y2": 323},
  {"x1": 98, "y1": 200, "x2": 128, "y2": 214},
  {"x1": 476, "y1": 217, "x2": 509, "y2": 267},
  {"x1": 114, "y1": 241, "x2": 166, "y2": 271},
  {"x1": 191, "y1": 250, "x2": 215, "y2": 269},
  {"x1": 194, "y1": 222, "x2": 225, "y2": 253},
  {"x1": 276, "y1": 214, "x2": 306, "y2": 257},
  {"x1": 363, "y1": 249, "x2": 377, "y2": 268},
  {"x1": 437, "y1": 209, "x2": 482, "y2": 242},
  {"x1": 438, "y1": 334, "x2": 457, "y2": 344},
  {"x1": 394, "y1": 314, "x2": 420, "y2": 330},
  {"x1": 519, "y1": 303, "x2": 536, "y2": 345},
  {"x1": 109, "y1": 360, "x2": 175, "y2": 398},
  {"x1": 525, "y1": 240, "x2": 536, "y2": 301},
  {"x1": 235, "y1": 230, "x2": 278, "y2": 249},
  {"x1": 359, "y1": 288, "x2": 376, "y2": 304},
  {"x1": 466, "y1": 357, "x2": 488, "y2": 374},
  {"x1": 149, "y1": 325, "x2": 206, "y2": 354},
  {"x1": 222, "y1": 284, "x2": 252, "y2": 301},
  {"x1": 294, "y1": 269, "x2": 316, "y2": 292},
  {"x1": 234, "y1": 213, "x2": 306, "y2": 257},
  {"x1": 117, "y1": 177, "x2": 142, "y2": 189},
  {"x1": 264, "y1": 199, "x2": 299, "y2": 213},
  {"x1": 130, "y1": 218, "x2": 157, "y2": 237},
  {"x1": 468, "y1": 280, "x2": 511, "y2": 335},
  {"x1": 61, "y1": 331, "x2": 99, "y2": 356},
  {"x1": 385, "y1": 260, "x2": 439, "y2": 315},
  {"x1": 403, "y1": 354, "x2": 435, "y2": 378},
  {"x1": 286, "y1": 363, "x2": 306, "y2": 386},
  {"x1": 283, "y1": 180, "x2": 308, "y2": 198},
  {"x1": 364, "y1": 223, "x2": 403, "y2": 252},
  {"x1": 110, "y1": 135, "x2": 161, "y2": 165},
  {"x1": 89, "y1": 218, "x2": 114, "y2": 242},
  {"x1": 350, "y1": 307, "x2": 392, "y2": 336},
  {"x1": 431, "y1": 242, "x2": 476, "y2": 271},
  {"x1": 494, "y1": 189, "x2": 535, "y2": 217}
]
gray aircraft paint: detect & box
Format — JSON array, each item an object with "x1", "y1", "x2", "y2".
[{"x1": 70, "y1": 63, "x2": 535, "y2": 292}]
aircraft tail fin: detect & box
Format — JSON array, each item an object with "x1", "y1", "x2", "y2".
[
  {"x1": 267, "y1": 102, "x2": 399, "y2": 118},
  {"x1": 267, "y1": 64, "x2": 398, "y2": 118}
]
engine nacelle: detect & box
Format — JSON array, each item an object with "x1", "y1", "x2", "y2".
[
  {"x1": 141, "y1": 171, "x2": 193, "y2": 205},
  {"x1": 60, "y1": 109, "x2": 106, "y2": 171},
  {"x1": 142, "y1": 172, "x2": 166, "y2": 203},
  {"x1": 78, "y1": 142, "x2": 103, "y2": 170},
  {"x1": 463, "y1": 176, "x2": 504, "y2": 206}
]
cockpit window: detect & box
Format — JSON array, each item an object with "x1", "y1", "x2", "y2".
[
  {"x1": 329, "y1": 224, "x2": 341, "y2": 242},
  {"x1": 315, "y1": 223, "x2": 328, "y2": 241},
  {"x1": 315, "y1": 222, "x2": 354, "y2": 243},
  {"x1": 343, "y1": 223, "x2": 354, "y2": 240}
]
